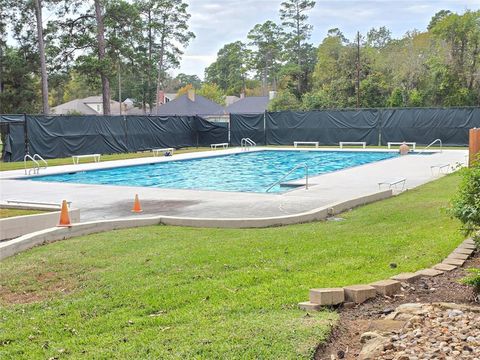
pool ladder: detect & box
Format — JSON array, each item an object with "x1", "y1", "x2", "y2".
[
  {"x1": 24, "y1": 154, "x2": 48, "y2": 175},
  {"x1": 421, "y1": 139, "x2": 442, "y2": 153},
  {"x1": 266, "y1": 163, "x2": 309, "y2": 192},
  {"x1": 241, "y1": 138, "x2": 256, "y2": 151}
]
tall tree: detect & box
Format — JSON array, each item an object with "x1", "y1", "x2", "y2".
[
  {"x1": 366, "y1": 26, "x2": 392, "y2": 49},
  {"x1": 136, "y1": 0, "x2": 194, "y2": 113},
  {"x1": 431, "y1": 10, "x2": 480, "y2": 93},
  {"x1": 0, "y1": 0, "x2": 8, "y2": 108},
  {"x1": 279, "y1": 0, "x2": 315, "y2": 94},
  {"x1": 7, "y1": 0, "x2": 52, "y2": 113},
  {"x1": 0, "y1": 46, "x2": 41, "y2": 113},
  {"x1": 205, "y1": 41, "x2": 250, "y2": 95},
  {"x1": 94, "y1": 0, "x2": 110, "y2": 114},
  {"x1": 247, "y1": 20, "x2": 283, "y2": 94},
  {"x1": 33, "y1": 0, "x2": 49, "y2": 114}
]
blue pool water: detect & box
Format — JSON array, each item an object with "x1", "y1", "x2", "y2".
[{"x1": 28, "y1": 150, "x2": 399, "y2": 193}]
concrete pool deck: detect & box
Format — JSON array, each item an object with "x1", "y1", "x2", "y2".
[{"x1": 0, "y1": 148, "x2": 468, "y2": 224}]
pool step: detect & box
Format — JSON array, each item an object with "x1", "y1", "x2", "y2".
[{"x1": 279, "y1": 182, "x2": 304, "y2": 188}]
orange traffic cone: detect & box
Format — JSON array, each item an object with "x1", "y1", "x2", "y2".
[
  {"x1": 58, "y1": 200, "x2": 71, "y2": 227},
  {"x1": 132, "y1": 194, "x2": 143, "y2": 213}
]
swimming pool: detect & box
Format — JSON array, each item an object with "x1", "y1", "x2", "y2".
[{"x1": 28, "y1": 150, "x2": 399, "y2": 193}]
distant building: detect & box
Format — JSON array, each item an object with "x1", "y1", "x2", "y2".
[
  {"x1": 151, "y1": 90, "x2": 225, "y2": 119},
  {"x1": 156, "y1": 91, "x2": 177, "y2": 106},
  {"x1": 225, "y1": 96, "x2": 270, "y2": 115},
  {"x1": 50, "y1": 95, "x2": 143, "y2": 115}
]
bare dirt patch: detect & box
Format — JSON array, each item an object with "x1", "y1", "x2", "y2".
[
  {"x1": 315, "y1": 251, "x2": 479, "y2": 360},
  {"x1": 0, "y1": 271, "x2": 77, "y2": 305}
]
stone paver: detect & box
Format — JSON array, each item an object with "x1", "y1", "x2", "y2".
[
  {"x1": 433, "y1": 263, "x2": 457, "y2": 271},
  {"x1": 453, "y1": 248, "x2": 474, "y2": 255},
  {"x1": 415, "y1": 268, "x2": 444, "y2": 277},
  {"x1": 446, "y1": 252, "x2": 470, "y2": 261},
  {"x1": 390, "y1": 272, "x2": 421, "y2": 283},
  {"x1": 369, "y1": 279, "x2": 401, "y2": 296},
  {"x1": 343, "y1": 285, "x2": 377, "y2": 304},
  {"x1": 442, "y1": 258, "x2": 465, "y2": 266},
  {"x1": 309, "y1": 288, "x2": 345, "y2": 305}
]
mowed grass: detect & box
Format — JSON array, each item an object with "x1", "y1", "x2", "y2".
[
  {"x1": 0, "y1": 208, "x2": 47, "y2": 218},
  {"x1": 0, "y1": 147, "x2": 211, "y2": 171},
  {"x1": 0, "y1": 174, "x2": 463, "y2": 359}
]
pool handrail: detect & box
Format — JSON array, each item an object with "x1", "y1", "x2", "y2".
[
  {"x1": 241, "y1": 138, "x2": 256, "y2": 151},
  {"x1": 421, "y1": 139, "x2": 442, "y2": 153},
  {"x1": 33, "y1": 153, "x2": 48, "y2": 169},
  {"x1": 24, "y1": 154, "x2": 40, "y2": 175},
  {"x1": 266, "y1": 163, "x2": 308, "y2": 192}
]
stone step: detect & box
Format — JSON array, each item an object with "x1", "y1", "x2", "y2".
[
  {"x1": 390, "y1": 272, "x2": 421, "y2": 283},
  {"x1": 442, "y1": 258, "x2": 465, "y2": 267},
  {"x1": 415, "y1": 268, "x2": 444, "y2": 277},
  {"x1": 433, "y1": 263, "x2": 457, "y2": 271},
  {"x1": 446, "y1": 252, "x2": 470, "y2": 261},
  {"x1": 309, "y1": 288, "x2": 345, "y2": 305},
  {"x1": 369, "y1": 279, "x2": 401, "y2": 296},
  {"x1": 453, "y1": 248, "x2": 474, "y2": 256},
  {"x1": 343, "y1": 285, "x2": 377, "y2": 304}
]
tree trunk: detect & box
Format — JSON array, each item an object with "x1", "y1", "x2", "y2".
[
  {"x1": 0, "y1": 42, "x2": 4, "y2": 103},
  {"x1": 147, "y1": 9, "x2": 153, "y2": 111},
  {"x1": 296, "y1": 5, "x2": 302, "y2": 94},
  {"x1": 94, "y1": 0, "x2": 111, "y2": 115},
  {"x1": 156, "y1": 31, "x2": 166, "y2": 115},
  {"x1": 34, "y1": 0, "x2": 49, "y2": 114}
]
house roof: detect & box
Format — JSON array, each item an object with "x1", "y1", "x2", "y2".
[
  {"x1": 50, "y1": 96, "x2": 124, "y2": 115},
  {"x1": 152, "y1": 94, "x2": 225, "y2": 116},
  {"x1": 225, "y1": 96, "x2": 269, "y2": 114},
  {"x1": 51, "y1": 99, "x2": 98, "y2": 115}
]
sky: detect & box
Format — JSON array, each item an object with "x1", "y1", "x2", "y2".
[{"x1": 177, "y1": 0, "x2": 480, "y2": 78}]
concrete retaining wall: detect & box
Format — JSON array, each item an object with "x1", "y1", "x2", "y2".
[
  {"x1": 0, "y1": 208, "x2": 80, "y2": 241},
  {"x1": 0, "y1": 190, "x2": 392, "y2": 261}
]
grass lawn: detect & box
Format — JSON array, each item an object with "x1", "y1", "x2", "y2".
[
  {"x1": 0, "y1": 208, "x2": 48, "y2": 218},
  {"x1": 0, "y1": 147, "x2": 211, "y2": 172},
  {"x1": 0, "y1": 174, "x2": 464, "y2": 359}
]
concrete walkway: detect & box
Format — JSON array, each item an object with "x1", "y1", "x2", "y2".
[{"x1": 0, "y1": 148, "x2": 467, "y2": 222}]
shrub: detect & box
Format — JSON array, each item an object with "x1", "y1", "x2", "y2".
[
  {"x1": 461, "y1": 268, "x2": 480, "y2": 295},
  {"x1": 450, "y1": 157, "x2": 480, "y2": 237}
]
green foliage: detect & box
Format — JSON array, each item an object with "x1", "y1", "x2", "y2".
[
  {"x1": 197, "y1": 83, "x2": 226, "y2": 106},
  {"x1": 247, "y1": 20, "x2": 283, "y2": 91},
  {"x1": 268, "y1": 90, "x2": 301, "y2": 111},
  {"x1": 307, "y1": 9, "x2": 480, "y2": 108},
  {"x1": 174, "y1": 73, "x2": 202, "y2": 89},
  {"x1": 0, "y1": 46, "x2": 41, "y2": 113},
  {"x1": 408, "y1": 89, "x2": 424, "y2": 107},
  {"x1": 279, "y1": 0, "x2": 316, "y2": 93},
  {"x1": 387, "y1": 88, "x2": 405, "y2": 107},
  {"x1": 359, "y1": 73, "x2": 389, "y2": 108},
  {"x1": 451, "y1": 159, "x2": 480, "y2": 235},
  {"x1": 461, "y1": 268, "x2": 480, "y2": 293},
  {"x1": 205, "y1": 41, "x2": 250, "y2": 95}
]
